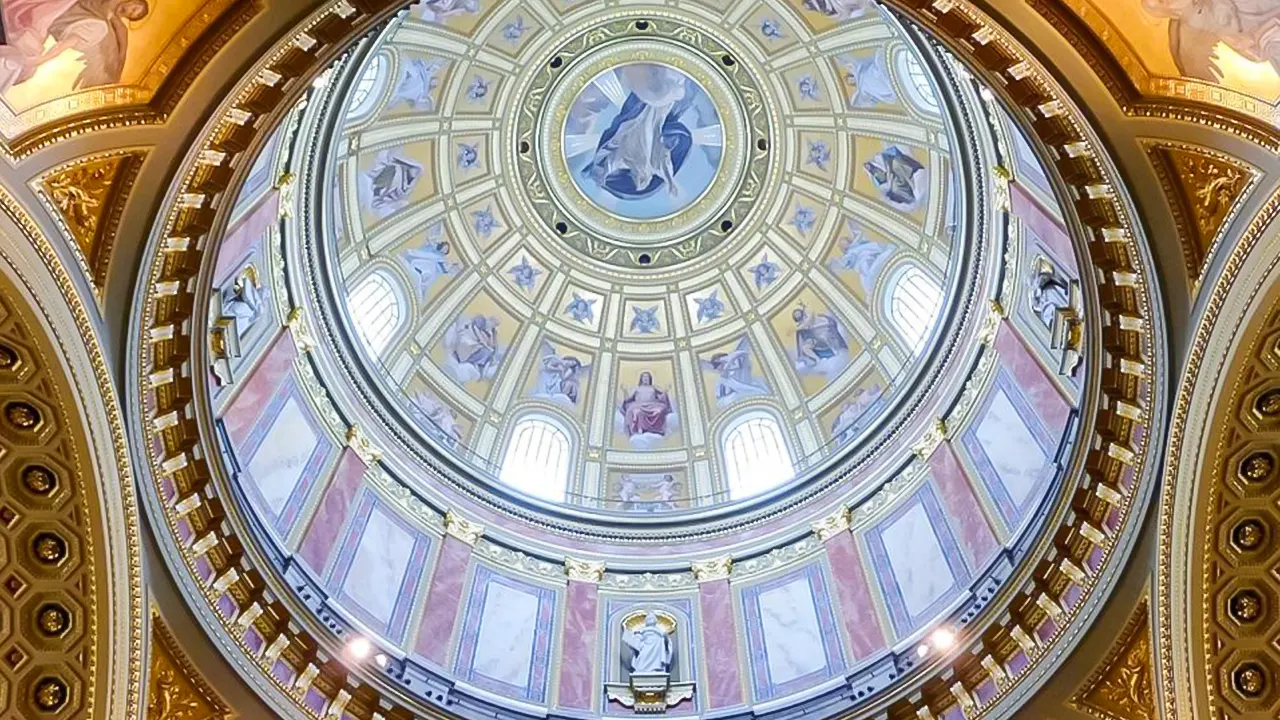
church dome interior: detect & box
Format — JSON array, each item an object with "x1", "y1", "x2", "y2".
[{"x1": 0, "y1": 0, "x2": 1276, "y2": 719}]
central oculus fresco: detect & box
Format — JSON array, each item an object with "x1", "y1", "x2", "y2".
[{"x1": 564, "y1": 62, "x2": 724, "y2": 221}]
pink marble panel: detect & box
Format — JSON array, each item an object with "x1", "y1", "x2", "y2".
[
  {"x1": 699, "y1": 579, "x2": 744, "y2": 708},
  {"x1": 221, "y1": 330, "x2": 298, "y2": 447},
  {"x1": 296, "y1": 449, "x2": 368, "y2": 572},
  {"x1": 415, "y1": 535, "x2": 473, "y2": 666},
  {"x1": 1010, "y1": 183, "x2": 1075, "y2": 273},
  {"x1": 823, "y1": 531, "x2": 887, "y2": 659},
  {"x1": 928, "y1": 443, "x2": 1000, "y2": 568},
  {"x1": 556, "y1": 581, "x2": 599, "y2": 710},
  {"x1": 214, "y1": 189, "x2": 280, "y2": 286},
  {"x1": 994, "y1": 322, "x2": 1070, "y2": 433}
]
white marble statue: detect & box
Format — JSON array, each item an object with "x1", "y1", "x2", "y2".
[{"x1": 623, "y1": 612, "x2": 673, "y2": 674}]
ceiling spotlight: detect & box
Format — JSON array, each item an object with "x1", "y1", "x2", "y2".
[
  {"x1": 347, "y1": 637, "x2": 373, "y2": 659},
  {"x1": 374, "y1": 653, "x2": 389, "y2": 668},
  {"x1": 930, "y1": 628, "x2": 956, "y2": 650},
  {"x1": 915, "y1": 643, "x2": 930, "y2": 658}
]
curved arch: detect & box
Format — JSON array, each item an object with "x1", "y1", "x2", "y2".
[
  {"x1": 895, "y1": 45, "x2": 942, "y2": 116},
  {"x1": 883, "y1": 261, "x2": 943, "y2": 354},
  {"x1": 347, "y1": 268, "x2": 406, "y2": 356},
  {"x1": 720, "y1": 409, "x2": 794, "y2": 500},
  {"x1": 499, "y1": 413, "x2": 574, "y2": 502},
  {"x1": 345, "y1": 50, "x2": 391, "y2": 124}
]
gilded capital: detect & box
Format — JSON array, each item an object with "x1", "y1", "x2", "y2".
[
  {"x1": 445, "y1": 511, "x2": 484, "y2": 545},
  {"x1": 912, "y1": 418, "x2": 948, "y2": 460},
  {"x1": 345, "y1": 425, "x2": 383, "y2": 464},
  {"x1": 812, "y1": 506, "x2": 851, "y2": 541},
  {"x1": 691, "y1": 556, "x2": 732, "y2": 582},
  {"x1": 565, "y1": 557, "x2": 606, "y2": 583}
]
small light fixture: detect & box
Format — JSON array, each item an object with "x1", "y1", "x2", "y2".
[
  {"x1": 930, "y1": 628, "x2": 955, "y2": 651},
  {"x1": 915, "y1": 643, "x2": 930, "y2": 658},
  {"x1": 374, "y1": 653, "x2": 389, "y2": 668},
  {"x1": 347, "y1": 637, "x2": 373, "y2": 659}
]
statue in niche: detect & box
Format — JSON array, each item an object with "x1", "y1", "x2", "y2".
[
  {"x1": 623, "y1": 612, "x2": 673, "y2": 674},
  {"x1": 607, "y1": 610, "x2": 694, "y2": 713},
  {"x1": 1028, "y1": 256, "x2": 1084, "y2": 377},
  {"x1": 209, "y1": 264, "x2": 265, "y2": 386}
]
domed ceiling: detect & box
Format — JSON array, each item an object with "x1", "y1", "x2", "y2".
[
  {"x1": 152, "y1": 0, "x2": 1165, "y2": 719},
  {"x1": 317, "y1": 0, "x2": 968, "y2": 514}
]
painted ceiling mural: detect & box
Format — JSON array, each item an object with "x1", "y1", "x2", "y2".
[
  {"x1": 1057, "y1": 0, "x2": 1280, "y2": 126},
  {"x1": 319, "y1": 0, "x2": 964, "y2": 511},
  {"x1": 0, "y1": 0, "x2": 252, "y2": 149}
]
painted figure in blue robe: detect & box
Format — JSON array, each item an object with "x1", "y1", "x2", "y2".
[{"x1": 581, "y1": 65, "x2": 694, "y2": 200}]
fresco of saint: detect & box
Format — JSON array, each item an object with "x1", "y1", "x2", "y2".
[
  {"x1": 831, "y1": 384, "x2": 886, "y2": 445},
  {"x1": 700, "y1": 338, "x2": 768, "y2": 406},
  {"x1": 0, "y1": 0, "x2": 150, "y2": 93},
  {"x1": 863, "y1": 145, "x2": 927, "y2": 213},
  {"x1": 442, "y1": 314, "x2": 502, "y2": 384},
  {"x1": 400, "y1": 222, "x2": 460, "y2": 298},
  {"x1": 828, "y1": 221, "x2": 895, "y2": 292},
  {"x1": 792, "y1": 305, "x2": 850, "y2": 376},
  {"x1": 533, "y1": 341, "x2": 590, "y2": 406},
  {"x1": 565, "y1": 63, "x2": 722, "y2": 220},
  {"x1": 362, "y1": 150, "x2": 423, "y2": 217},
  {"x1": 802, "y1": 0, "x2": 872, "y2": 21},
  {"x1": 1142, "y1": 0, "x2": 1280, "y2": 82},
  {"x1": 413, "y1": 392, "x2": 464, "y2": 448},
  {"x1": 618, "y1": 371, "x2": 675, "y2": 441},
  {"x1": 839, "y1": 53, "x2": 897, "y2": 108}
]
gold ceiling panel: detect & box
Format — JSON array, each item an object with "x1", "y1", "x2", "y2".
[
  {"x1": 147, "y1": 611, "x2": 231, "y2": 720},
  {"x1": 1070, "y1": 594, "x2": 1156, "y2": 720},
  {"x1": 1143, "y1": 141, "x2": 1259, "y2": 293},
  {"x1": 33, "y1": 149, "x2": 147, "y2": 305},
  {"x1": 0, "y1": 0, "x2": 258, "y2": 157},
  {"x1": 0, "y1": 271, "x2": 103, "y2": 717}
]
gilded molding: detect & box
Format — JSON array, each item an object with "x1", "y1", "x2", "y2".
[
  {"x1": 32, "y1": 149, "x2": 147, "y2": 304},
  {"x1": 1157, "y1": 187, "x2": 1280, "y2": 719},
  {"x1": 811, "y1": 506, "x2": 851, "y2": 541},
  {"x1": 0, "y1": 186, "x2": 144, "y2": 717},
  {"x1": 1142, "y1": 140, "x2": 1258, "y2": 293},
  {"x1": 148, "y1": 612, "x2": 232, "y2": 720},
  {"x1": 1069, "y1": 595, "x2": 1155, "y2": 720},
  {"x1": 126, "y1": 1, "x2": 1167, "y2": 719}
]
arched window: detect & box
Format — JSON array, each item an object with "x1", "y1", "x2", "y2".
[
  {"x1": 723, "y1": 413, "x2": 793, "y2": 500},
  {"x1": 887, "y1": 264, "x2": 943, "y2": 354},
  {"x1": 896, "y1": 48, "x2": 941, "y2": 116},
  {"x1": 348, "y1": 270, "x2": 403, "y2": 356},
  {"x1": 345, "y1": 53, "x2": 388, "y2": 121},
  {"x1": 500, "y1": 417, "x2": 571, "y2": 502}
]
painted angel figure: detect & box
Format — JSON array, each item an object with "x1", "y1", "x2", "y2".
[
  {"x1": 0, "y1": 0, "x2": 151, "y2": 93},
  {"x1": 792, "y1": 305, "x2": 849, "y2": 374},
  {"x1": 400, "y1": 223, "x2": 460, "y2": 298},
  {"x1": 623, "y1": 612, "x2": 673, "y2": 675},
  {"x1": 619, "y1": 371, "x2": 675, "y2": 441},
  {"x1": 533, "y1": 341, "x2": 590, "y2": 406},
  {"x1": 416, "y1": 0, "x2": 480, "y2": 23},
  {"x1": 413, "y1": 392, "x2": 464, "y2": 448},
  {"x1": 1142, "y1": 0, "x2": 1280, "y2": 82},
  {"x1": 828, "y1": 222, "x2": 894, "y2": 291},
  {"x1": 831, "y1": 384, "x2": 885, "y2": 445},
  {"x1": 700, "y1": 338, "x2": 768, "y2": 406},
  {"x1": 582, "y1": 65, "x2": 694, "y2": 200},
  {"x1": 839, "y1": 53, "x2": 897, "y2": 108},
  {"x1": 392, "y1": 57, "x2": 446, "y2": 110},
  {"x1": 802, "y1": 0, "x2": 872, "y2": 21},
  {"x1": 864, "y1": 146, "x2": 927, "y2": 212},
  {"x1": 443, "y1": 314, "x2": 502, "y2": 383}
]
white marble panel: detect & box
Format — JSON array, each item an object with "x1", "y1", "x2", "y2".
[
  {"x1": 246, "y1": 397, "x2": 317, "y2": 515},
  {"x1": 341, "y1": 507, "x2": 415, "y2": 623},
  {"x1": 472, "y1": 581, "x2": 540, "y2": 688},
  {"x1": 758, "y1": 576, "x2": 826, "y2": 685},
  {"x1": 880, "y1": 503, "x2": 954, "y2": 617},
  {"x1": 974, "y1": 388, "x2": 1047, "y2": 507}
]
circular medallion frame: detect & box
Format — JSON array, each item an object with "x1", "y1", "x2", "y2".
[{"x1": 513, "y1": 16, "x2": 772, "y2": 270}]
